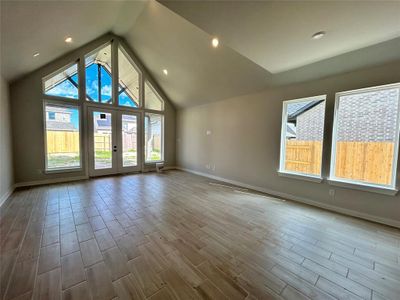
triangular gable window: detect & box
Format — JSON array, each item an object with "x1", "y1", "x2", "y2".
[
  {"x1": 85, "y1": 44, "x2": 113, "y2": 104},
  {"x1": 145, "y1": 81, "x2": 164, "y2": 111},
  {"x1": 43, "y1": 63, "x2": 79, "y2": 99},
  {"x1": 118, "y1": 47, "x2": 140, "y2": 108}
]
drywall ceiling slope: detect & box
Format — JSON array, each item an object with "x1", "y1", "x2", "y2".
[
  {"x1": 0, "y1": 0, "x2": 146, "y2": 81},
  {"x1": 122, "y1": 1, "x2": 272, "y2": 108},
  {"x1": 161, "y1": 1, "x2": 400, "y2": 74}
]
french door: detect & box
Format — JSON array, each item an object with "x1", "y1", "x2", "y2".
[{"x1": 88, "y1": 107, "x2": 141, "y2": 176}]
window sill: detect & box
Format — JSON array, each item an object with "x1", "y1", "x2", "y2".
[
  {"x1": 145, "y1": 161, "x2": 164, "y2": 165},
  {"x1": 278, "y1": 171, "x2": 323, "y2": 183},
  {"x1": 45, "y1": 167, "x2": 82, "y2": 174},
  {"x1": 328, "y1": 178, "x2": 398, "y2": 196}
]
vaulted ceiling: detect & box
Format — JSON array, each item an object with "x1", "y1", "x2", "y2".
[{"x1": 1, "y1": 0, "x2": 400, "y2": 108}]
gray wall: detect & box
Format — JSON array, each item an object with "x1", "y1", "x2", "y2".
[
  {"x1": 0, "y1": 74, "x2": 13, "y2": 203},
  {"x1": 176, "y1": 60, "x2": 400, "y2": 226},
  {"x1": 10, "y1": 34, "x2": 176, "y2": 184}
]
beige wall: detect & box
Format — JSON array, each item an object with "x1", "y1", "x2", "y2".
[
  {"x1": 176, "y1": 60, "x2": 400, "y2": 227},
  {"x1": 10, "y1": 34, "x2": 176, "y2": 185},
  {"x1": 0, "y1": 74, "x2": 14, "y2": 204}
]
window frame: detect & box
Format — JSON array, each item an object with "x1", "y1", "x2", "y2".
[
  {"x1": 43, "y1": 99, "x2": 83, "y2": 173},
  {"x1": 329, "y1": 82, "x2": 400, "y2": 194},
  {"x1": 42, "y1": 61, "x2": 80, "y2": 101},
  {"x1": 144, "y1": 80, "x2": 165, "y2": 112},
  {"x1": 144, "y1": 112, "x2": 164, "y2": 164},
  {"x1": 278, "y1": 94, "x2": 327, "y2": 181},
  {"x1": 117, "y1": 45, "x2": 142, "y2": 109}
]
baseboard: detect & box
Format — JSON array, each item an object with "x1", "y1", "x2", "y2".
[
  {"x1": 14, "y1": 175, "x2": 89, "y2": 188},
  {"x1": 176, "y1": 167, "x2": 400, "y2": 229},
  {"x1": 0, "y1": 185, "x2": 15, "y2": 208}
]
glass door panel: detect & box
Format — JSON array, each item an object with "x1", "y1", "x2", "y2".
[
  {"x1": 122, "y1": 114, "x2": 138, "y2": 167},
  {"x1": 93, "y1": 112, "x2": 113, "y2": 169}
]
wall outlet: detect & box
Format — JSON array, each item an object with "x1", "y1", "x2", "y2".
[
  {"x1": 329, "y1": 189, "x2": 335, "y2": 197},
  {"x1": 206, "y1": 130, "x2": 212, "y2": 135}
]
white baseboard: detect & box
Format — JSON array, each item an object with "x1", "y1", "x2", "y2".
[
  {"x1": 0, "y1": 185, "x2": 15, "y2": 208},
  {"x1": 14, "y1": 175, "x2": 89, "y2": 188},
  {"x1": 176, "y1": 167, "x2": 400, "y2": 229}
]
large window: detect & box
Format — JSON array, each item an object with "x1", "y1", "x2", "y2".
[
  {"x1": 279, "y1": 96, "x2": 326, "y2": 178},
  {"x1": 43, "y1": 63, "x2": 79, "y2": 100},
  {"x1": 85, "y1": 44, "x2": 112, "y2": 104},
  {"x1": 118, "y1": 47, "x2": 140, "y2": 108},
  {"x1": 330, "y1": 83, "x2": 400, "y2": 189},
  {"x1": 145, "y1": 113, "x2": 163, "y2": 162},
  {"x1": 45, "y1": 104, "x2": 81, "y2": 171}
]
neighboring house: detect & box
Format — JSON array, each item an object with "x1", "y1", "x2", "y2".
[
  {"x1": 287, "y1": 100, "x2": 325, "y2": 141},
  {"x1": 46, "y1": 106, "x2": 77, "y2": 131},
  {"x1": 94, "y1": 114, "x2": 112, "y2": 134}
]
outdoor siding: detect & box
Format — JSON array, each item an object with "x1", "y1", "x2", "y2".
[{"x1": 296, "y1": 101, "x2": 325, "y2": 141}]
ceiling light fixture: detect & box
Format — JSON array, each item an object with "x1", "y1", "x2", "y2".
[
  {"x1": 311, "y1": 31, "x2": 326, "y2": 40},
  {"x1": 33, "y1": 52, "x2": 40, "y2": 57},
  {"x1": 163, "y1": 69, "x2": 168, "y2": 75},
  {"x1": 212, "y1": 37, "x2": 219, "y2": 48},
  {"x1": 65, "y1": 37, "x2": 73, "y2": 43}
]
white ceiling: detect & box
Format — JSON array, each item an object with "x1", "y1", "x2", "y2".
[
  {"x1": 1, "y1": 0, "x2": 400, "y2": 108},
  {"x1": 0, "y1": 0, "x2": 146, "y2": 80},
  {"x1": 161, "y1": 1, "x2": 400, "y2": 74}
]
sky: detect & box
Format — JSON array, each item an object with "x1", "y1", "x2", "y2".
[{"x1": 45, "y1": 63, "x2": 137, "y2": 108}]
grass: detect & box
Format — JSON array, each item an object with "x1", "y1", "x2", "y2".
[
  {"x1": 47, "y1": 153, "x2": 80, "y2": 169},
  {"x1": 48, "y1": 150, "x2": 160, "y2": 168}
]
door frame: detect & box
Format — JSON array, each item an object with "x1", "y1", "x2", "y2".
[{"x1": 87, "y1": 106, "x2": 142, "y2": 177}]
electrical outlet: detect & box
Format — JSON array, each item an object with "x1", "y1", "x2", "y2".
[
  {"x1": 206, "y1": 130, "x2": 212, "y2": 135},
  {"x1": 329, "y1": 189, "x2": 335, "y2": 197}
]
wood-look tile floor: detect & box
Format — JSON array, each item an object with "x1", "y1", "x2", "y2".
[{"x1": 1, "y1": 170, "x2": 400, "y2": 300}]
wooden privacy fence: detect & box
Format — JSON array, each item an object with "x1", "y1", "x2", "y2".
[
  {"x1": 285, "y1": 140, "x2": 395, "y2": 185},
  {"x1": 334, "y1": 141, "x2": 394, "y2": 185},
  {"x1": 47, "y1": 131, "x2": 138, "y2": 153},
  {"x1": 47, "y1": 131, "x2": 79, "y2": 154},
  {"x1": 94, "y1": 134, "x2": 111, "y2": 152},
  {"x1": 285, "y1": 140, "x2": 322, "y2": 175}
]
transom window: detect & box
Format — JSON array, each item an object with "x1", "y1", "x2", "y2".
[
  {"x1": 330, "y1": 83, "x2": 400, "y2": 190},
  {"x1": 145, "y1": 81, "x2": 164, "y2": 111},
  {"x1": 279, "y1": 95, "x2": 326, "y2": 178},
  {"x1": 43, "y1": 63, "x2": 79, "y2": 99},
  {"x1": 118, "y1": 46, "x2": 140, "y2": 108},
  {"x1": 85, "y1": 43, "x2": 113, "y2": 104}
]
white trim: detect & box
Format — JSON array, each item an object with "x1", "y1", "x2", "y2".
[
  {"x1": 176, "y1": 167, "x2": 400, "y2": 229},
  {"x1": 14, "y1": 176, "x2": 89, "y2": 188},
  {"x1": 328, "y1": 178, "x2": 398, "y2": 196},
  {"x1": 330, "y1": 82, "x2": 400, "y2": 191},
  {"x1": 0, "y1": 185, "x2": 15, "y2": 208},
  {"x1": 278, "y1": 171, "x2": 323, "y2": 183}
]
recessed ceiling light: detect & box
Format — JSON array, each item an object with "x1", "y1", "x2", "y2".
[
  {"x1": 163, "y1": 69, "x2": 168, "y2": 75},
  {"x1": 212, "y1": 37, "x2": 219, "y2": 48},
  {"x1": 33, "y1": 52, "x2": 40, "y2": 57},
  {"x1": 65, "y1": 37, "x2": 73, "y2": 43},
  {"x1": 311, "y1": 31, "x2": 326, "y2": 40}
]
